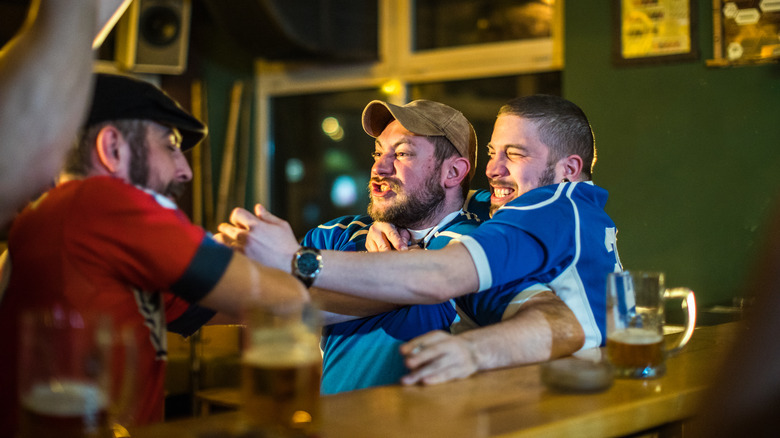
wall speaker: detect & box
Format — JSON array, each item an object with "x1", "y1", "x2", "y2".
[{"x1": 115, "y1": 0, "x2": 192, "y2": 74}]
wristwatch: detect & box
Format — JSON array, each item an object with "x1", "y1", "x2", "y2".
[{"x1": 292, "y1": 247, "x2": 322, "y2": 288}]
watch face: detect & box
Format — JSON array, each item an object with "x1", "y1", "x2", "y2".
[{"x1": 298, "y1": 252, "x2": 321, "y2": 277}]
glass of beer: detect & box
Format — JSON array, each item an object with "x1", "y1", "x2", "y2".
[
  {"x1": 242, "y1": 301, "x2": 322, "y2": 437},
  {"x1": 17, "y1": 307, "x2": 115, "y2": 438},
  {"x1": 606, "y1": 271, "x2": 697, "y2": 378}
]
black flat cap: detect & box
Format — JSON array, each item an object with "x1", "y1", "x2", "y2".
[{"x1": 86, "y1": 73, "x2": 207, "y2": 151}]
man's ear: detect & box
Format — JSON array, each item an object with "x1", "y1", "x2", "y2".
[
  {"x1": 442, "y1": 156, "x2": 471, "y2": 189},
  {"x1": 560, "y1": 154, "x2": 584, "y2": 182},
  {"x1": 95, "y1": 126, "x2": 124, "y2": 174}
]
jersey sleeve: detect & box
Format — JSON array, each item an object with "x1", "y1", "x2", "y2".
[
  {"x1": 458, "y1": 223, "x2": 547, "y2": 292},
  {"x1": 458, "y1": 186, "x2": 574, "y2": 292},
  {"x1": 70, "y1": 179, "x2": 232, "y2": 304},
  {"x1": 302, "y1": 215, "x2": 372, "y2": 251},
  {"x1": 456, "y1": 183, "x2": 613, "y2": 346},
  {"x1": 164, "y1": 293, "x2": 216, "y2": 337},
  {"x1": 454, "y1": 200, "x2": 561, "y2": 327},
  {"x1": 426, "y1": 213, "x2": 481, "y2": 250}
]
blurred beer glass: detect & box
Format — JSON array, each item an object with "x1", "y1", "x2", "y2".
[
  {"x1": 606, "y1": 271, "x2": 697, "y2": 378},
  {"x1": 17, "y1": 307, "x2": 137, "y2": 438},
  {"x1": 18, "y1": 308, "x2": 113, "y2": 438},
  {"x1": 242, "y1": 302, "x2": 322, "y2": 437}
]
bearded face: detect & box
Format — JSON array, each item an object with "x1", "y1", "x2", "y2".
[
  {"x1": 128, "y1": 123, "x2": 189, "y2": 201},
  {"x1": 486, "y1": 115, "x2": 563, "y2": 217},
  {"x1": 488, "y1": 159, "x2": 557, "y2": 217},
  {"x1": 367, "y1": 163, "x2": 446, "y2": 229}
]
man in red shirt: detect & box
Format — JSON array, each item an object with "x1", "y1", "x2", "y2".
[{"x1": 0, "y1": 73, "x2": 308, "y2": 434}]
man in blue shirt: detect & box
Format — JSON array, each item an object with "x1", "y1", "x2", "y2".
[
  {"x1": 301, "y1": 99, "x2": 480, "y2": 393},
  {"x1": 221, "y1": 95, "x2": 622, "y2": 386}
]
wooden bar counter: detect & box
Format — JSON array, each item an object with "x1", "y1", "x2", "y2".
[{"x1": 130, "y1": 323, "x2": 739, "y2": 438}]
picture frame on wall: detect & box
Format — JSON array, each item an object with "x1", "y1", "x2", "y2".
[
  {"x1": 612, "y1": 0, "x2": 699, "y2": 65},
  {"x1": 708, "y1": 0, "x2": 780, "y2": 67}
]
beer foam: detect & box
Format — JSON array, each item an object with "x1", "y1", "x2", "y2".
[
  {"x1": 608, "y1": 328, "x2": 663, "y2": 345},
  {"x1": 22, "y1": 381, "x2": 107, "y2": 416},
  {"x1": 245, "y1": 326, "x2": 321, "y2": 366},
  {"x1": 244, "y1": 342, "x2": 321, "y2": 367}
]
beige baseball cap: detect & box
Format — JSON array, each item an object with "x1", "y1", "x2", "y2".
[{"x1": 361, "y1": 99, "x2": 478, "y2": 181}]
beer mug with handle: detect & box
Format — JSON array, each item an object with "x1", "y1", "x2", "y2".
[{"x1": 606, "y1": 271, "x2": 697, "y2": 378}]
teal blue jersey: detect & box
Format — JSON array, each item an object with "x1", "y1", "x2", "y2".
[{"x1": 303, "y1": 210, "x2": 481, "y2": 394}]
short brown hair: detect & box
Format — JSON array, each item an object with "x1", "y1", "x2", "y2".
[{"x1": 498, "y1": 95, "x2": 596, "y2": 179}]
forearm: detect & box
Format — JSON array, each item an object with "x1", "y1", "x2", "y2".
[
  {"x1": 0, "y1": 0, "x2": 98, "y2": 219},
  {"x1": 460, "y1": 292, "x2": 585, "y2": 371},
  {"x1": 315, "y1": 243, "x2": 478, "y2": 304},
  {"x1": 311, "y1": 287, "x2": 402, "y2": 319},
  {"x1": 222, "y1": 206, "x2": 478, "y2": 305},
  {"x1": 0, "y1": 0, "x2": 98, "y2": 115},
  {"x1": 199, "y1": 253, "x2": 309, "y2": 318}
]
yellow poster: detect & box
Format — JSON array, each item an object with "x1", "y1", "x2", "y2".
[{"x1": 621, "y1": 0, "x2": 691, "y2": 58}]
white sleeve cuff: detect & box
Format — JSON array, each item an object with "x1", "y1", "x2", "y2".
[{"x1": 456, "y1": 235, "x2": 491, "y2": 292}]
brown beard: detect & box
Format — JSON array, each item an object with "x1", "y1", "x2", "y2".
[
  {"x1": 367, "y1": 168, "x2": 447, "y2": 229},
  {"x1": 161, "y1": 181, "x2": 187, "y2": 201},
  {"x1": 489, "y1": 161, "x2": 558, "y2": 216},
  {"x1": 537, "y1": 161, "x2": 558, "y2": 187},
  {"x1": 128, "y1": 134, "x2": 150, "y2": 189},
  {"x1": 128, "y1": 138, "x2": 185, "y2": 201}
]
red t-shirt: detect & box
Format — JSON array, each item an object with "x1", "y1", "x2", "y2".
[{"x1": 0, "y1": 177, "x2": 232, "y2": 433}]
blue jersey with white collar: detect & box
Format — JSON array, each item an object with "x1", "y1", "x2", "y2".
[
  {"x1": 457, "y1": 182, "x2": 622, "y2": 349},
  {"x1": 303, "y1": 211, "x2": 481, "y2": 394}
]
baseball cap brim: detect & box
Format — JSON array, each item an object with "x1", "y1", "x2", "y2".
[
  {"x1": 363, "y1": 100, "x2": 450, "y2": 138},
  {"x1": 362, "y1": 99, "x2": 478, "y2": 181}
]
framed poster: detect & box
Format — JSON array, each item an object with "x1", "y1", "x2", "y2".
[
  {"x1": 613, "y1": 0, "x2": 699, "y2": 65},
  {"x1": 709, "y1": 0, "x2": 780, "y2": 66}
]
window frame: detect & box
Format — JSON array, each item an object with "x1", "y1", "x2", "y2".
[{"x1": 253, "y1": 0, "x2": 565, "y2": 205}]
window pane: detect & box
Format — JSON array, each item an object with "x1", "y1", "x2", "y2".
[
  {"x1": 271, "y1": 90, "x2": 382, "y2": 238},
  {"x1": 410, "y1": 72, "x2": 561, "y2": 192},
  {"x1": 415, "y1": 0, "x2": 556, "y2": 51}
]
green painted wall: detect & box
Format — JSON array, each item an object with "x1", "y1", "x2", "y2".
[
  {"x1": 564, "y1": 1, "x2": 780, "y2": 307},
  {"x1": 188, "y1": 5, "x2": 257, "y2": 231}
]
